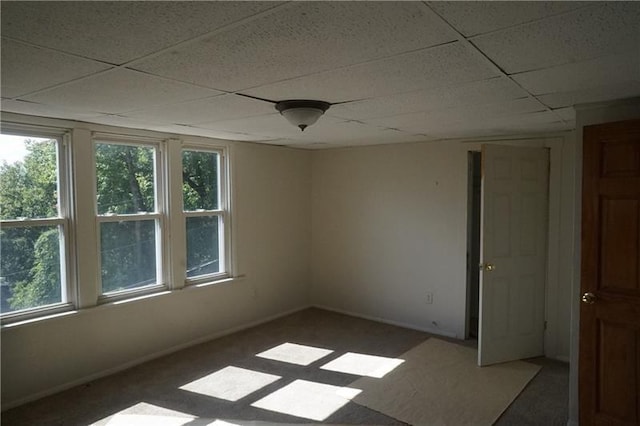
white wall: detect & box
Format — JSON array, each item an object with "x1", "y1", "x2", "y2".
[
  {"x1": 567, "y1": 98, "x2": 640, "y2": 426},
  {"x1": 311, "y1": 136, "x2": 576, "y2": 356},
  {"x1": 0, "y1": 116, "x2": 312, "y2": 408},
  {"x1": 311, "y1": 142, "x2": 468, "y2": 337}
]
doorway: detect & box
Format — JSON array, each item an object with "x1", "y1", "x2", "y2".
[{"x1": 466, "y1": 151, "x2": 481, "y2": 340}]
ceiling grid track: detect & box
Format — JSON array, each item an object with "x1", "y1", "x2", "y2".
[
  {"x1": 5, "y1": 1, "x2": 296, "y2": 101},
  {"x1": 4, "y1": 1, "x2": 636, "y2": 145},
  {"x1": 419, "y1": 1, "x2": 572, "y2": 125}
]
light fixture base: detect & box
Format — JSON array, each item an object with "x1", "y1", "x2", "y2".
[{"x1": 275, "y1": 100, "x2": 331, "y2": 132}]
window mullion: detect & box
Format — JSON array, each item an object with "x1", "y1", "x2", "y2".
[
  {"x1": 73, "y1": 128, "x2": 99, "y2": 309},
  {"x1": 166, "y1": 140, "x2": 186, "y2": 290},
  {"x1": 155, "y1": 142, "x2": 166, "y2": 289},
  {"x1": 60, "y1": 133, "x2": 77, "y2": 311}
]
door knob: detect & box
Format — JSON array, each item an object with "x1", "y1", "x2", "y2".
[
  {"x1": 581, "y1": 292, "x2": 596, "y2": 304},
  {"x1": 479, "y1": 263, "x2": 495, "y2": 272}
]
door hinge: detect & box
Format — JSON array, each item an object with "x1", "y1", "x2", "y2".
[{"x1": 544, "y1": 321, "x2": 548, "y2": 331}]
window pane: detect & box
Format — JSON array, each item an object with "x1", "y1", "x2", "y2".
[
  {"x1": 186, "y1": 216, "x2": 220, "y2": 278},
  {"x1": 100, "y1": 220, "x2": 157, "y2": 293},
  {"x1": 0, "y1": 134, "x2": 59, "y2": 220},
  {"x1": 96, "y1": 143, "x2": 155, "y2": 214},
  {"x1": 183, "y1": 150, "x2": 219, "y2": 211},
  {"x1": 0, "y1": 225, "x2": 62, "y2": 313}
]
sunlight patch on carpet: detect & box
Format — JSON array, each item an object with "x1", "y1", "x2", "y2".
[
  {"x1": 106, "y1": 414, "x2": 195, "y2": 426},
  {"x1": 105, "y1": 414, "x2": 294, "y2": 425},
  {"x1": 320, "y1": 352, "x2": 404, "y2": 378},
  {"x1": 256, "y1": 342, "x2": 334, "y2": 366},
  {"x1": 95, "y1": 402, "x2": 192, "y2": 425},
  {"x1": 251, "y1": 379, "x2": 361, "y2": 421},
  {"x1": 180, "y1": 366, "x2": 281, "y2": 401}
]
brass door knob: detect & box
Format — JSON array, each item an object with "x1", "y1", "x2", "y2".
[
  {"x1": 479, "y1": 263, "x2": 495, "y2": 272},
  {"x1": 582, "y1": 292, "x2": 596, "y2": 304}
]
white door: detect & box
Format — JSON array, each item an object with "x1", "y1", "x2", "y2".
[{"x1": 478, "y1": 144, "x2": 549, "y2": 366}]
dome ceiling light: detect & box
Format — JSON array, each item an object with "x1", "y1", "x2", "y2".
[{"x1": 275, "y1": 100, "x2": 331, "y2": 132}]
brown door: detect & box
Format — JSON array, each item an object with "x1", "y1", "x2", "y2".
[{"x1": 580, "y1": 119, "x2": 640, "y2": 425}]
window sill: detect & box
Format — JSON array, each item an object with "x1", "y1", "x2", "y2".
[
  {"x1": 1, "y1": 308, "x2": 77, "y2": 329},
  {"x1": 183, "y1": 274, "x2": 246, "y2": 290},
  {"x1": 2, "y1": 276, "x2": 247, "y2": 330},
  {"x1": 97, "y1": 284, "x2": 167, "y2": 306}
]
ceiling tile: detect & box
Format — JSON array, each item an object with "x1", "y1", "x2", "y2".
[
  {"x1": 538, "y1": 82, "x2": 640, "y2": 109},
  {"x1": 155, "y1": 125, "x2": 280, "y2": 142},
  {"x1": 427, "y1": 111, "x2": 572, "y2": 139},
  {"x1": 198, "y1": 113, "x2": 303, "y2": 139},
  {"x1": 429, "y1": 124, "x2": 572, "y2": 140},
  {"x1": 492, "y1": 119, "x2": 574, "y2": 134},
  {"x1": 269, "y1": 140, "x2": 333, "y2": 149},
  {"x1": 0, "y1": 99, "x2": 103, "y2": 121},
  {"x1": 429, "y1": 1, "x2": 590, "y2": 37},
  {"x1": 339, "y1": 133, "x2": 435, "y2": 147},
  {"x1": 244, "y1": 42, "x2": 499, "y2": 103},
  {"x1": 265, "y1": 127, "x2": 433, "y2": 147},
  {"x1": 1, "y1": 38, "x2": 111, "y2": 98},
  {"x1": 126, "y1": 94, "x2": 275, "y2": 125},
  {"x1": 296, "y1": 122, "x2": 425, "y2": 144},
  {"x1": 472, "y1": 2, "x2": 640, "y2": 73},
  {"x1": 81, "y1": 114, "x2": 173, "y2": 132},
  {"x1": 478, "y1": 110, "x2": 570, "y2": 129},
  {"x1": 197, "y1": 113, "x2": 424, "y2": 145},
  {"x1": 328, "y1": 77, "x2": 529, "y2": 121},
  {"x1": 0, "y1": 2, "x2": 282, "y2": 64},
  {"x1": 133, "y1": 2, "x2": 457, "y2": 91},
  {"x1": 428, "y1": 128, "x2": 502, "y2": 140},
  {"x1": 365, "y1": 98, "x2": 545, "y2": 134},
  {"x1": 198, "y1": 113, "x2": 331, "y2": 139},
  {"x1": 83, "y1": 119, "x2": 275, "y2": 143},
  {"x1": 22, "y1": 69, "x2": 221, "y2": 115},
  {"x1": 512, "y1": 51, "x2": 640, "y2": 95},
  {"x1": 279, "y1": 135, "x2": 436, "y2": 149},
  {"x1": 552, "y1": 107, "x2": 576, "y2": 122}
]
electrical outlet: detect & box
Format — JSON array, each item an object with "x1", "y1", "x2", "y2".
[{"x1": 425, "y1": 292, "x2": 433, "y2": 304}]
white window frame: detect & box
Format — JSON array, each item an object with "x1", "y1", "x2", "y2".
[
  {"x1": 0, "y1": 125, "x2": 74, "y2": 323},
  {"x1": 0, "y1": 121, "x2": 236, "y2": 325},
  {"x1": 182, "y1": 145, "x2": 230, "y2": 285},
  {"x1": 93, "y1": 135, "x2": 167, "y2": 302}
]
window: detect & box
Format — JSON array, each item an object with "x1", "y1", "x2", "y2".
[
  {"x1": 95, "y1": 141, "x2": 164, "y2": 296},
  {"x1": 182, "y1": 148, "x2": 227, "y2": 282},
  {"x1": 1, "y1": 122, "x2": 233, "y2": 324},
  {"x1": 0, "y1": 131, "x2": 70, "y2": 318}
]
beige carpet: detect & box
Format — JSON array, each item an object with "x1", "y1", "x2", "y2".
[
  {"x1": 105, "y1": 415, "x2": 363, "y2": 426},
  {"x1": 350, "y1": 338, "x2": 541, "y2": 426}
]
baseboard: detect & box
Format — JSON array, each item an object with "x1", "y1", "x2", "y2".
[
  {"x1": 2, "y1": 304, "x2": 312, "y2": 411},
  {"x1": 313, "y1": 304, "x2": 458, "y2": 339},
  {"x1": 567, "y1": 419, "x2": 579, "y2": 426},
  {"x1": 554, "y1": 355, "x2": 570, "y2": 363}
]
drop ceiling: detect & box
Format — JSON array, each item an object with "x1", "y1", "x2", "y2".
[{"x1": 1, "y1": 1, "x2": 639, "y2": 148}]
